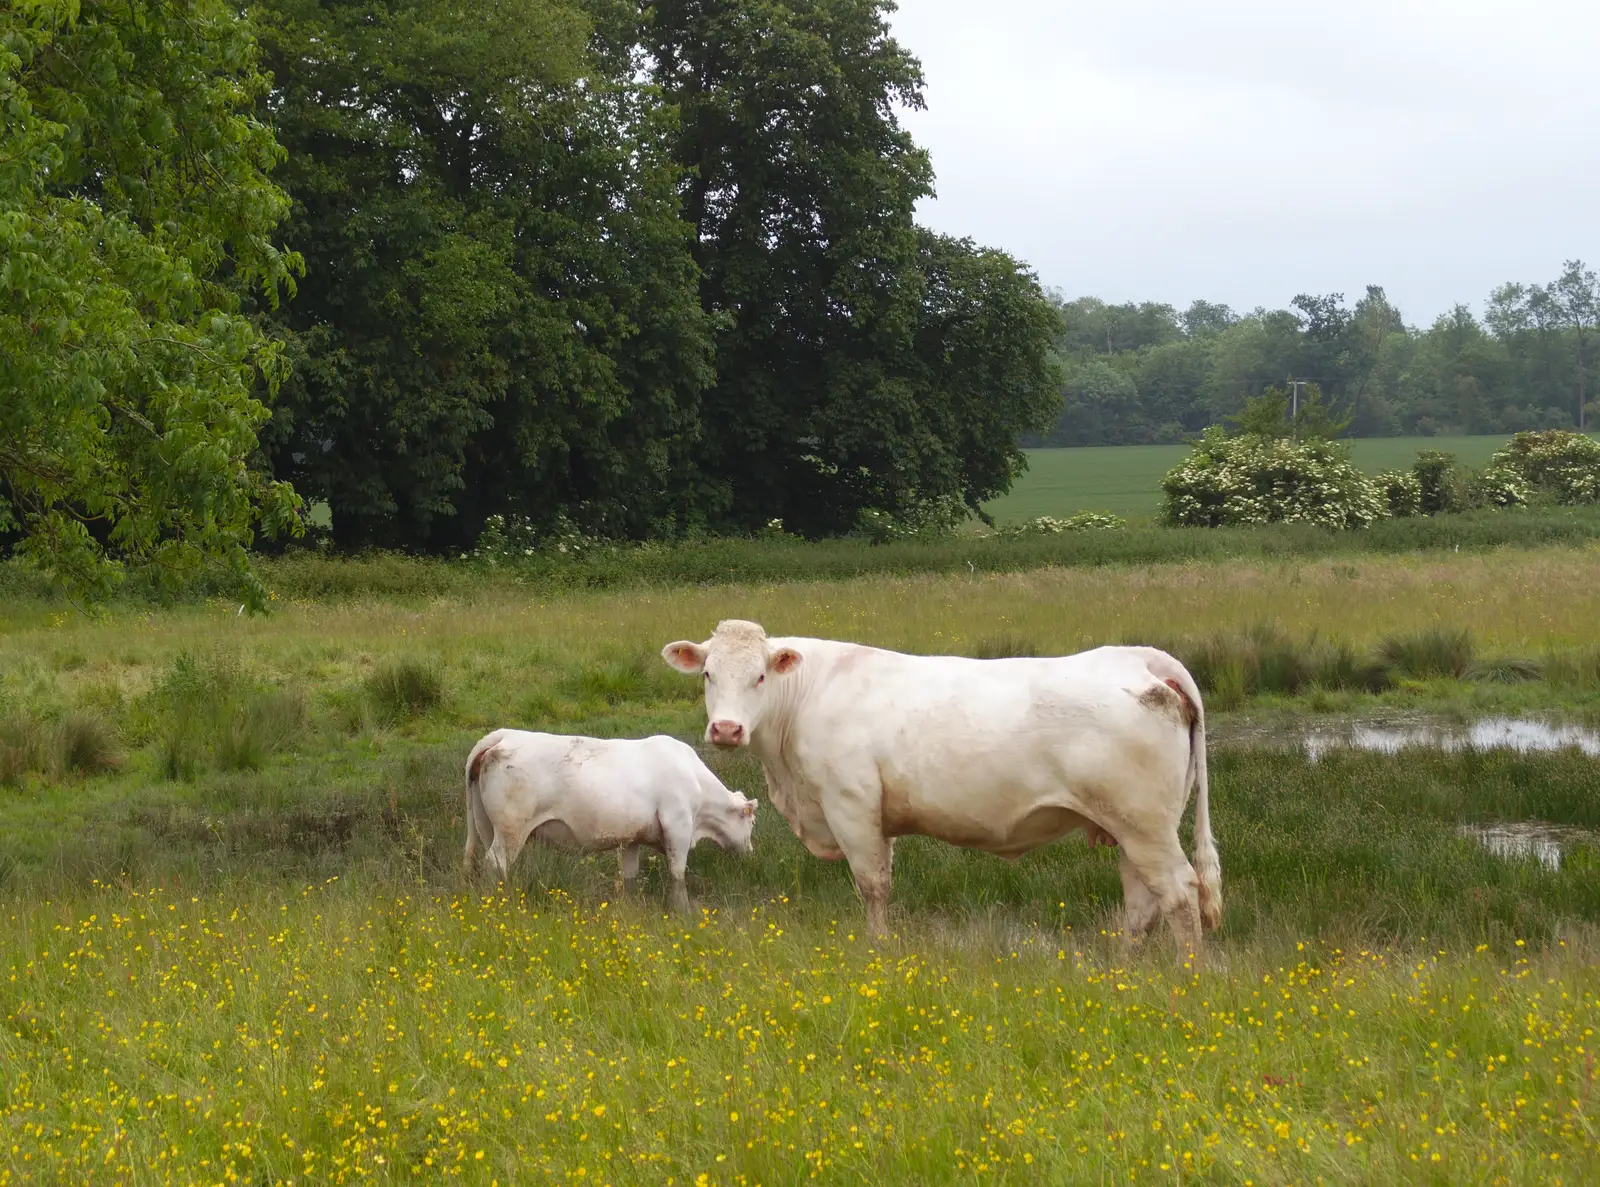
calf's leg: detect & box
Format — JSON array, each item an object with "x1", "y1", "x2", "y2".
[{"x1": 663, "y1": 837, "x2": 691, "y2": 915}]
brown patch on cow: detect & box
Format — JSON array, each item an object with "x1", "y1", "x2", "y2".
[
  {"x1": 468, "y1": 742, "x2": 499, "y2": 786},
  {"x1": 1138, "y1": 679, "x2": 1195, "y2": 728}
]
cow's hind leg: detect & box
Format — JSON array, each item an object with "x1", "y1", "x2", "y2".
[
  {"x1": 487, "y1": 826, "x2": 530, "y2": 882},
  {"x1": 1120, "y1": 832, "x2": 1203, "y2": 962},
  {"x1": 1117, "y1": 852, "x2": 1162, "y2": 948}
]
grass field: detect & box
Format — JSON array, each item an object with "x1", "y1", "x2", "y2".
[
  {"x1": 4, "y1": 547, "x2": 1600, "y2": 1182},
  {"x1": 988, "y1": 435, "x2": 1518, "y2": 522}
]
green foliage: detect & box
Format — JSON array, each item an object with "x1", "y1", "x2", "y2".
[
  {"x1": 1411, "y1": 449, "x2": 1467, "y2": 514},
  {"x1": 1483, "y1": 429, "x2": 1600, "y2": 505},
  {"x1": 0, "y1": 0, "x2": 304, "y2": 609},
  {"x1": 1224, "y1": 384, "x2": 1350, "y2": 441},
  {"x1": 1039, "y1": 267, "x2": 1600, "y2": 448},
  {"x1": 645, "y1": 1, "x2": 1061, "y2": 536},
  {"x1": 255, "y1": 0, "x2": 714, "y2": 551},
  {"x1": 1159, "y1": 427, "x2": 1388, "y2": 530}
]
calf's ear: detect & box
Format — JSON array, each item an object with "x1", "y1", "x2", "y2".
[
  {"x1": 742, "y1": 800, "x2": 757, "y2": 818},
  {"x1": 662, "y1": 640, "x2": 708, "y2": 673},
  {"x1": 769, "y1": 647, "x2": 802, "y2": 675}
]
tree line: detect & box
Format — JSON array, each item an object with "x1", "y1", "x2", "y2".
[
  {"x1": 1037, "y1": 265, "x2": 1599, "y2": 448},
  {"x1": 3, "y1": 0, "x2": 1061, "y2": 601}
]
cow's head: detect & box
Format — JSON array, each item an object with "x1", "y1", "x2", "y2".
[{"x1": 661, "y1": 619, "x2": 802, "y2": 748}]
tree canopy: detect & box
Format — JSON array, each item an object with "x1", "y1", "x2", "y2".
[
  {"x1": 1036, "y1": 267, "x2": 1600, "y2": 448},
  {"x1": 1, "y1": 0, "x2": 303, "y2": 606},
  {"x1": 254, "y1": 0, "x2": 1062, "y2": 547}
]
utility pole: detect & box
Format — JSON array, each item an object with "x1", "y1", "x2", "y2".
[{"x1": 1286, "y1": 379, "x2": 1308, "y2": 418}]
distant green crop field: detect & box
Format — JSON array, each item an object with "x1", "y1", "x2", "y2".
[{"x1": 988, "y1": 435, "x2": 1516, "y2": 523}]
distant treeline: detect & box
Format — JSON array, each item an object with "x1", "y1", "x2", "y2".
[{"x1": 1032, "y1": 267, "x2": 1599, "y2": 447}]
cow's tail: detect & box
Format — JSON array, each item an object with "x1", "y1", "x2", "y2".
[
  {"x1": 463, "y1": 731, "x2": 503, "y2": 872},
  {"x1": 1185, "y1": 683, "x2": 1223, "y2": 930},
  {"x1": 1150, "y1": 655, "x2": 1223, "y2": 930}
]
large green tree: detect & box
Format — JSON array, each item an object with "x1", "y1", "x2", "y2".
[
  {"x1": 255, "y1": 0, "x2": 715, "y2": 550},
  {"x1": 643, "y1": 0, "x2": 1059, "y2": 535},
  {"x1": 1, "y1": 0, "x2": 303, "y2": 606}
]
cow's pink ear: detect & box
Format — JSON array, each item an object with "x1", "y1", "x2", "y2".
[
  {"x1": 769, "y1": 647, "x2": 802, "y2": 675},
  {"x1": 662, "y1": 640, "x2": 707, "y2": 673}
]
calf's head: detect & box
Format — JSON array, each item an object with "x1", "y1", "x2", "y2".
[
  {"x1": 661, "y1": 619, "x2": 802, "y2": 748},
  {"x1": 717, "y1": 792, "x2": 759, "y2": 854}
]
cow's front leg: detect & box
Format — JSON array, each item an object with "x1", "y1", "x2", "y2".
[{"x1": 837, "y1": 830, "x2": 895, "y2": 938}]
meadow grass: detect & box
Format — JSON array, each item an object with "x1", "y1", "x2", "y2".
[
  {"x1": 2, "y1": 878, "x2": 1596, "y2": 1185},
  {"x1": 4, "y1": 546, "x2": 1600, "y2": 1181},
  {"x1": 990, "y1": 436, "x2": 1523, "y2": 522}
]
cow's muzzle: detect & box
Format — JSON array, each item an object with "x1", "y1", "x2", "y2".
[{"x1": 708, "y1": 720, "x2": 746, "y2": 748}]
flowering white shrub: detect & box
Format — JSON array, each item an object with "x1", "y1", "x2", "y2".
[
  {"x1": 1376, "y1": 470, "x2": 1422, "y2": 518},
  {"x1": 469, "y1": 513, "x2": 603, "y2": 564},
  {"x1": 1009, "y1": 511, "x2": 1126, "y2": 535},
  {"x1": 1472, "y1": 463, "x2": 1533, "y2": 508},
  {"x1": 1482, "y1": 430, "x2": 1600, "y2": 505},
  {"x1": 854, "y1": 494, "x2": 969, "y2": 544},
  {"x1": 1160, "y1": 427, "x2": 1388, "y2": 530}
]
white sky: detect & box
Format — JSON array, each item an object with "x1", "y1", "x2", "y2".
[{"x1": 886, "y1": 0, "x2": 1600, "y2": 327}]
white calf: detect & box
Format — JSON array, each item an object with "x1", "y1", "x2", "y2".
[{"x1": 463, "y1": 729, "x2": 757, "y2": 911}]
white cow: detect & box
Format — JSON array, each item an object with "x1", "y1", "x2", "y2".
[
  {"x1": 662, "y1": 620, "x2": 1221, "y2": 955},
  {"x1": 463, "y1": 729, "x2": 758, "y2": 912}
]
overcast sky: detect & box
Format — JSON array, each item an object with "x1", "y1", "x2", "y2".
[{"x1": 886, "y1": 0, "x2": 1600, "y2": 327}]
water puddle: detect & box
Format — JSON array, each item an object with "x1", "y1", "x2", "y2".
[
  {"x1": 1456, "y1": 822, "x2": 1594, "y2": 872},
  {"x1": 1296, "y1": 716, "x2": 1600, "y2": 761}
]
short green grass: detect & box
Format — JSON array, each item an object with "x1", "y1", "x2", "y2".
[
  {"x1": 4, "y1": 549, "x2": 1600, "y2": 1182},
  {"x1": 989, "y1": 435, "x2": 1519, "y2": 522}
]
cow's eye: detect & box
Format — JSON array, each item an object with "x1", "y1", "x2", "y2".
[
  {"x1": 756, "y1": 673, "x2": 765, "y2": 686},
  {"x1": 703, "y1": 671, "x2": 711, "y2": 683}
]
